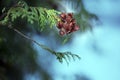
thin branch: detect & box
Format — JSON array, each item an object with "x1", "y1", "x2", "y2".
[
  {"x1": 0, "y1": 22, "x2": 80, "y2": 64},
  {"x1": 7, "y1": 23, "x2": 55, "y2": 53}
]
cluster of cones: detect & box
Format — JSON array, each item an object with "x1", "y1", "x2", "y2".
[{"x1": 57, "y1": 13, "x2": 79, "y2": 36}]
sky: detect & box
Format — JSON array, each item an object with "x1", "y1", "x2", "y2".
[{"x1": 25, "y1": 0, "x2": 120, "y2": 80}]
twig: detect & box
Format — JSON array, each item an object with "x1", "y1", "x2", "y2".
[
  {"x1": 1, "y1": 22, "x2": 80, "y2": 64},
  {"x1": 7, "y1": 23, "x2": 53, "y2": 52}
]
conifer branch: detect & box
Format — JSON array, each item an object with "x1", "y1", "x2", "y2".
[{"x1": 7, "y1": 23, "x2": 80, "y2": 63}]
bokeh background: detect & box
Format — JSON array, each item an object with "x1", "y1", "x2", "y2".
[{"x1": 0, "y1": 0, "x2": 120, "y2": 80}]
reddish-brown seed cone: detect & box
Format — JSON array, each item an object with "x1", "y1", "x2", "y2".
[
  {"x1": 64, "y1": 24, "x2": 72, "y2": 34},
  {"x1": 67, "y1": 13, "x2": 73, "y2": 18},
  {"x1": 66, "y1": 17, "x2": 72, "y2": 23},
  {"x1": 71, "y1": 19, "x2": 76, "y2": 24},
  {"x1": 59, "y1": 29, "x2": 65, "y2": 36},
  {"x1": 69, "y1": 22, "x2": 75, "y2": 27},
  {"x1": 57, "y1": 21, "x2": 63, "y2": 29},
  {"x1": 60, "y1": 13, "x2": 66, "y2": 19},
  {"x1": 57, "y1": 13, "x2": 80, "y2": 36},
  {"x1": 74, "y1": 25, "x2": 80, "y2": 31}
]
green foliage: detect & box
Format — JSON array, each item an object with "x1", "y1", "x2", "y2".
[
  {"x1": 0, "y1": 1, "x2": 61, "y2": 31},
  {"x1": 39, "y1": 44, "x2": 80, "y2": 64},
  {"x1": 62, "y1": 36, "x2": 71, "y2": 45},
  {"x1": 56, "y1": 52, "x2": 80, "y2": 64}
]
